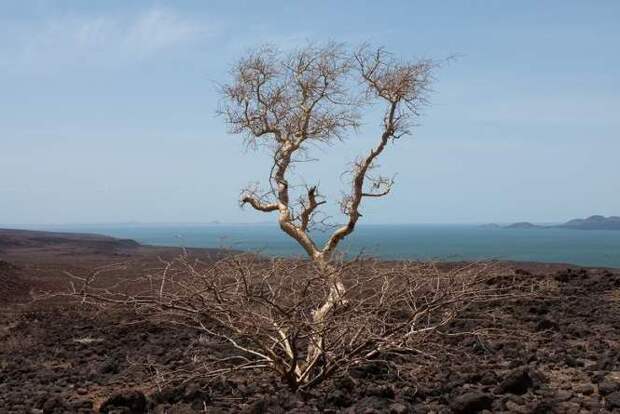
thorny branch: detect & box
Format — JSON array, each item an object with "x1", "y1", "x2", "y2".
[{"x1": 43, "y1": 254, "x2": 536, "y2": 390}]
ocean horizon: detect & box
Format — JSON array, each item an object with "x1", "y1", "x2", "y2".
[{"x1": 14, "y1": 223, "x2": 620, "y2": 269}]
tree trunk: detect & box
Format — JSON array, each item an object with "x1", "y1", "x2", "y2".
[{"x1": 302, "y1": 257, "x2": 346, "y2": 381}]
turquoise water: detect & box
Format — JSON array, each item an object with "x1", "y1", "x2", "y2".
[{"x1": 41, "y1": 224, "x2": 620, "y2": 268}]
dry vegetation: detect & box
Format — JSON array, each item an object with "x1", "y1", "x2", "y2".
[
  {"x1": 3, "y1": 248, "x2": 619, "y2": 412},
  {"x1": 215, "y1": 42, "x2": 445, "y2": 385},
  {"x1": 52, "y1": 253, "x2": 530, "y2": 393}
]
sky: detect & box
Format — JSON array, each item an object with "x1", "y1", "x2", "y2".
[{"x1": 1, "y1": 0, "x2": 619, "y2": 226}]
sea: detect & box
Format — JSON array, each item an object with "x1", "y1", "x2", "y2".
[{"x1": 35, "y1": 223, "x2": 620, "y2": 269}]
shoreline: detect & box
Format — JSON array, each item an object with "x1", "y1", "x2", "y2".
[{"x1": 1, "y1": 227, "x2": 618, "y2": 271}]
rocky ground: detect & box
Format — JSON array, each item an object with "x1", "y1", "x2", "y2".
[{"x1": 0, "y1": 230, "x2": 619, "y2": 413}]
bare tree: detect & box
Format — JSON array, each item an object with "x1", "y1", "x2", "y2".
[
  {"x1": 219, "y1": 43, "x2": 434, "y2": 374},
  {"x1": 42, "y1": 44, "x2": 525, "y2": 393}
]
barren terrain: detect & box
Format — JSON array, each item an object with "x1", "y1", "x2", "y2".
[{"x1": 1, "y1": 229, "x2": 619, "y2": 413}]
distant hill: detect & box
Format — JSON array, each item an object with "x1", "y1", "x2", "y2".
[
  {"x1": 504, "y1": 215, "x2": 620, "y2": 231},
  {"x1": 0, "y1": 228, "x2": 234, "y2": 261},
  {"x1": 0, "y1": 228, "x2": 140, "y2": 256},
  {"x1": 556, "y1": 215, "x2": 620, "y2": 230},
  {"x1": 505, "y1": 222, "x2": 542, "y2": 229}
]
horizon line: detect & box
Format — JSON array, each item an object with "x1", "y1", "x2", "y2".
[{"x1": 0, "y1": 220, "x2": 573, "y2": 228}]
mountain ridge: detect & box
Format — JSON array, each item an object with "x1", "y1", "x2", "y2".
[{"x1": 501, "y1": 215, "x2": 620, "y2": 230}]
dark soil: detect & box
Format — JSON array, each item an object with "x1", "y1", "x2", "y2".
[
  {"x1": 1, "y1": 229, "x2": 619, "y2": 413},
  {"x1": 0, "y1": 260, "x2": 30, "y2": 304}
]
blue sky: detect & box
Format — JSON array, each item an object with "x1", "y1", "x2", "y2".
[{"x1": 1, "y1": 1, "x2": 619, "y2": 225}]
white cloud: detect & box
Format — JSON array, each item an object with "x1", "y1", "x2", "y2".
[{"x1": 0, "y1": 8, "x2": 211, "y2": 73}]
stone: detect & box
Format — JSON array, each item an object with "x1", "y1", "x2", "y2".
[
  {"x1": 574, "y1": 383, "x2": 594, "y2": 395},
  {"x1": 505, "y1": 400, "x2": 528, "y2": 413},
  {"x1": 326, "y1": 390, "x2": 352, "y2": 407},
  {"x1": 606, "y1": 391, "x2": 620, "y2": 409},
  {"x1": 479, "y1": 371, "x2": 497, "y2": 386},
  {"x1": 42, "y1": 396, "x2": 69, "y2": 414},
  {"x1": 389, "y1": 402, "x2": 409, "y2": 414},
  {"x1": 99, "y1": 390, "x2": 148, "y2": 414},
  {"x1": 498, "y1": 367, "x2": 533, "y2": 395},
  {"x1": 598, "y1": 380, "x2": 620, "y2": 396},
  {"x1": 555, "y1": 390, "x2": 573, "y2": 402},
  {"x1": 366, "y1": 385, "x2": 395, "y2": 399},
  {"x1": 556, "y1": 401, "x2": 581, "y2": 414},
  {"x1": 450, "y1": 391, "x2": 493, "y2": 413},
  {"x1": 536, "y1": 318, "x2": 559, "y2": 331}
]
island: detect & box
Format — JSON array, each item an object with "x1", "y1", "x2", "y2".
[
  {"x1": 557, "y1": 215, "x2": 620, "y2": 230},
  {"x1": 505, "y1": 222, "x2": 542, "y2": 229},
  {"x1": 504, "y1": 215, "x2": 620, "y2": 230}
]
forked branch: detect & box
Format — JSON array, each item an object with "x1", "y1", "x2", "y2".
[{"x1": 220, "y1": 43, "x2": 435, "y2": 261}]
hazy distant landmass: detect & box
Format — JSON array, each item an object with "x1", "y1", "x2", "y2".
[
  {"x1": 505, "y1": 222, "x2": 542, "y2": 229},
  {"x1": 558, "y1": 215, "x2": 620, "y2": 230},
  {"x1": 502, "y1": 215, "x2": 620, "y2": 231}
]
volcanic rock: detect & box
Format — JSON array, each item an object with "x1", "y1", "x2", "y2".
[
  {"x1": 450, "y1": 391, "x2": 493, "y2": 413},
  {"x1": 99, "y1": 390, "x2": 148, "y2": 414}
]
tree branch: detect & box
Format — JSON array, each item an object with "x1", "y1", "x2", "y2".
[
  {"x1": 300, "y1": 186, "x2": 326, "y2": 231},
  {"x1": 241, "y1": 196, "x2": 279, "y2": 212}
]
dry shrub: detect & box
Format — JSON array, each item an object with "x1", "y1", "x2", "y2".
[{"x1": 56, "y1": 253, "x2": 529, "y2": 390}]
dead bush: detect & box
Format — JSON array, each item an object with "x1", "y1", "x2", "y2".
[{"x1": 55, "y1": 254, "x2": 528, "y2": 391}]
